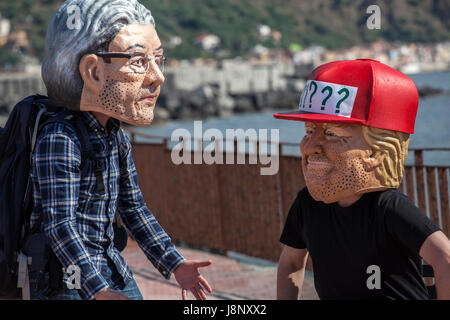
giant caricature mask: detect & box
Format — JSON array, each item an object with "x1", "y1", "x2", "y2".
[
  {"x1": 274, "y1": 59, "x2": 418, "y2": 204},
  {"x1": 300, "y1": 122, "x2": 409, "y2": 204},
  {"x1": 79, "y1": 24, "x2": 164, "y2": 126}
]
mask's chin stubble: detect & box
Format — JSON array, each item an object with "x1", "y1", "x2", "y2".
[{"x1": 119, "y1": 101, "x2": 155, "y2": 126}]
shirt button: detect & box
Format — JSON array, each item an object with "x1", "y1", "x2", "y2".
[
  {"x1": 109, "y1": 184, "x2": 112, "y2": 188},
  {"x1": 108, "y1": 208, "x2": 111, "y2": 212},
  {"x1": 109, "y1": 141, "x2": 113, "y2": 145}
]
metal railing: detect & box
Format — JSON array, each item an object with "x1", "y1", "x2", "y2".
[{"x1": 124, "y1": 127, "x2": 450, "y2": 262}]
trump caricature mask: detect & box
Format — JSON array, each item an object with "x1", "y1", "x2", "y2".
[{"x1": 274, "y1": 59, "x2": 417, "y2": 203}]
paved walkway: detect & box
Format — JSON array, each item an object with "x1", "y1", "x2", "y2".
[{"x1": 121, "y1": 241, "x2": 319, "y2": 300}]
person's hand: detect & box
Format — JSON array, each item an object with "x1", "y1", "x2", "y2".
[
  {"x1": 173, "y1": 259, "x2": 213, "y2": 300},
  {"x1": 94, "y1": 288, "x2": 130, "y2": 300}
]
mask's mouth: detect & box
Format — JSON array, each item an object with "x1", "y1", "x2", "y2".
[
  {"x1": 306, "y1": 155, "x2": 333, "y2": 169},
  {"x1": 307, "y1": 161, "x2": 333, "y2": 170},
  {"x1": 139, "y1": 95, "x2": 157, "y2": 102}
]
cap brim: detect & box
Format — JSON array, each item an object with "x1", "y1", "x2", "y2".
[{"x1": 273, "y1": 111, "x2": 364, "y2": 125}]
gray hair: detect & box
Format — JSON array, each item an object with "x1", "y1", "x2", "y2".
[{"x1": 42, "y1": 0, "x2": 155, "y2": 110}]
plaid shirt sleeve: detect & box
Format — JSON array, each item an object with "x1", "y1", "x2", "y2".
[
  {"x1": 32, "y1": 126, "x2": 109, "y2": 300},
  {"x1": 118, "y1": 131, "x2": 184, "y2": 279}
]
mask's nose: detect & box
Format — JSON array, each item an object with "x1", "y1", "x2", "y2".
[
  {"x1": 301, "y1": 130, "x2": 325, "y2": 156},
  {"x1": 143, "y1": 59, "x2": 165, "y2": 88}
]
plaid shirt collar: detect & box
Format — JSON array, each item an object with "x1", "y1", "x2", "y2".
[{"x1": 79, "y1": 111, "x2": 121, "y2": 137}]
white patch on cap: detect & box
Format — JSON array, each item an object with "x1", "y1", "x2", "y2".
[{"x1": 298, "y1": 80, "x2": 358, "y2": 118}]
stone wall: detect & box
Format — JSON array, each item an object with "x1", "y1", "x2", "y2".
[{"x1": 0, "y1": 73, "x2": 46, "y2": 111}]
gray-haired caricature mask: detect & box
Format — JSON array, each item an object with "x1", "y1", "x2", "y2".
[{"x1": 79, "y1": 24, "x2": 165, "y2": 126}]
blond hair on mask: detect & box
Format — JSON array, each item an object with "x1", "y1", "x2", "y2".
[{"x1": 361, "y1": 126, "x2": 410, "y2": 188}]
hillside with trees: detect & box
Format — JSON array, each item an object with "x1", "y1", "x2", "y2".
[{"x1": 0, "y1": 0, "x2": 448, "y2": 65}]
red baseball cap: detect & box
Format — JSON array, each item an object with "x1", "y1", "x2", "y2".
[{"x1": 273, "y1": 59, "x2": 419, "y2": 133}]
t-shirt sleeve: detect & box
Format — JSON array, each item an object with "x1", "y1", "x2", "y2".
[
  {"x1": 280, "y1": 191, "x2": 307, "y2": 249},
  {"x1": 383, "y1": 191, "x2": 441, "y2": 256}
]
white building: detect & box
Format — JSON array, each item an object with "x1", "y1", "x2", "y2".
[
  {"x1": 195, "y1": 34, "x2": 221, "y2": 51},
  {"x1": 0, "y1": 13, "x2": 11, "y2": 38},
  {"x1": 257, "y1": 24, "x2": 271, "y2": 40},
  {"x1": 168, "y1": 36, "x2": 182, "y2": 48}
]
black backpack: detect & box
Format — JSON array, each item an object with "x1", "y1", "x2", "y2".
[{"x1": 0, "y1": 95, "x2": 128, "y2": 299}]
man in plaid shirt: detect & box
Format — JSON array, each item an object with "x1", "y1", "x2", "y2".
[{"x1": 29, "y1": 0, "x2": 212, "y2": 300}]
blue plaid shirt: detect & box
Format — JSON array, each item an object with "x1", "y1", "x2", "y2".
[{"x1": 30, "y1": 111, "x2": 184, "y2": 300}]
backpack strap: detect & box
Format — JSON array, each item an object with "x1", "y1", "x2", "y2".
[
  {"x1": 70, "y1": 115, "x2": 102, "y2": 187},
  {"x1": 116, "y1": 129, "x2": 129, "y2": 175},
  {"x1": 30, "y1": 106, "x2": 48, "y2": 163},
  {"x1": 38, "y1": 111, "x2": 95, "y2": 177},
  {"x1": 23, "y1": 100, "x2": 52, "y2": 232},
  {"x1": 24, "y1": 97, "x2": 55, "y2": 213}
]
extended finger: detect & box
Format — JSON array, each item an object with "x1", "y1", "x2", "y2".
[
  {"x1": 182, "y1": 289, "x2": 187, "y2": 300},
  {"x1": 191, "y1": 288, "x2": 202, "y2": 300},
  {"x1": 199, "y1": 276, "x2": 212, "y2": 293},
  {"x1": 196, "y1": 284, "x2": 207, "y2": 300},
  {"x1": 194, "y1": 260, "x2": 212, "y2": 268}
]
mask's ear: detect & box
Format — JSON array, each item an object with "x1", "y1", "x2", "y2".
[
  {"x1": 363, "y1": 149, "x2": 385, "y2": 171},
  {"x1": 79, "y1": 54, "x2": 105, "y2": 94}
]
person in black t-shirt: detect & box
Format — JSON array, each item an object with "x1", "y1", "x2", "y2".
[{"x1": 273, "y1": 59, "x2": 450, "y2": 300}]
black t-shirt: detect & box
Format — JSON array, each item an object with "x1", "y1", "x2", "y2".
[{"x1": 280, "y1": 187, "x2": 441, "y2": 300}]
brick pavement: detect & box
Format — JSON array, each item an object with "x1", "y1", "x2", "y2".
[{"x1": 121, "y1": 240, "x2": 319, "y2": 300}]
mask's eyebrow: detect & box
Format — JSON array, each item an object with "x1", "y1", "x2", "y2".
[
  {"x1": 323, "y1": 122, "x2": 347, "y2": 129},
  {"x1": 153, "y1": 45, "x2": 163, "y2": 53},
  {"x1": 125, "y1": 44, "x2": 146, "y2": 51}
]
